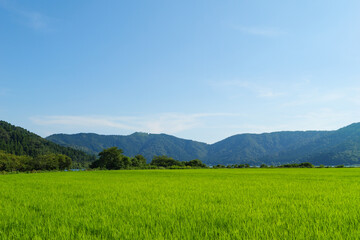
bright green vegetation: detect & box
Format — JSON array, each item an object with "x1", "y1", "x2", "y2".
[{"x1": 1, "y1": 169, "x2": 359, "y2": 239}]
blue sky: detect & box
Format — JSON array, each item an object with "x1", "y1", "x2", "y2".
[{"x1": 1, "y1": 0, "x2": 360, "y2": 143}]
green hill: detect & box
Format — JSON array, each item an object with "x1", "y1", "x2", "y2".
[
  {"x1": 262, "y1": 123, "x2": 360, "y2": 166},
  {"x1": 0, "y1": 121, "x2": 95, "y2": 166},
  {"x1": 207, "y1": 131, "x2": 330, "y2": 165},
  {"x1": 46, "y1": 123, "x2": 360, "y2": 166},
  {"x1": 47, "y1": 132, "x2": 208, "y2": 162}
]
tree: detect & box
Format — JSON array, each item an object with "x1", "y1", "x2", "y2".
[
  {"x1": 0, "y1": 151, "x2": 72, "y2": 172},
  {"x1": 121, "y1": 156, "x2": 132, "y2": 169},
  {"x1": 298, "y1": 162, "x2": 314, "y2": 168},
  {"x1": 184, "y1": 159, "x2": 206, "y2": 168},
  {"x1": 131, "y1": 154, "x2": 147, "y2": 168},
  {"x1": 90, "y1": 147, "x2": 124, "y2": 170},
  {"x1": 150, "y1": 155, "x2": 181, "y2": 168},
  {"x1": 278, "y1": 162, "x2": 315, "y2": 168},
  {"x1": 32, "y1": 154, "x2": 58, "y2": 170},
  {"x1": 57, "y1": 154, "x2": 72, "y2": 170},
  {"x1": 215, "y1": 164, "x2": 225, "y2": 168},
  {"x1": 0, "y1": 151, "x2": 29, "y2": 171},
  {"x1": 260, "y1": 164, "x2": 268, "y2": 168}
]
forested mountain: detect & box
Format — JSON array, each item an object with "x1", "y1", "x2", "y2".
[
  {"x1": 47, "y1": 123, "x2": 360, "y2": 166},
  {"x1": 206, "y1": 131, "x2": 330, "y2": 165},
  {"x1": 261, "y1": 123, "x2": 360, "y2": 166},
  {"x1": 0, "y1": 121, "x2": 95, "y2": 165},
  {"x1": 47, "y1": 132, "x2": 209, "y2": 162}
]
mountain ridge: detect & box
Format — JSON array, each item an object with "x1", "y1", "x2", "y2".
[
  {"x1": 0, "y1": 121, "x2": 95, "y2": 165},
  {"x1": 46, "y1": 122, "x2": 360, "y2": 165}
]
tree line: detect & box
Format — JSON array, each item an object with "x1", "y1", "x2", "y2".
[
  {"x1": 0, "y1": 145, "x2": 348, "y2": 173},
  {"x1": 214, "y1": 162, "x2": 346, "y2": 168},
  {"x1": 0, "y1": 151, "x2": 72, "y2": 172},
  {"x1": 89, "y1": 147, "x2": 345, "y2": 170},
  {"x1": 90, "y1": 147, "x2": 207, "y2": 170},
  {"x1": 214, "y1": 162, "x2": 315, "y2": 168}
]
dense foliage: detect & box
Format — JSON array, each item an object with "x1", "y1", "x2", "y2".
[
  {"x1": 150, "y1": 155, "x2": 207, "y2": 168},
  {"x1": 0, "y1": 121, "x2": 95, "y2": 166},
  {"x1": 277, "y1": 162, "x2": 314, "y2": 168},
  {"x1": 48, "y1": 123, "x2": 360, "y2": 166},
  {"x1": 0, "y1": 151, "x2": 72, "y2": 172},
  {"x1": 214, "y1": 163, "x2": 251, "y2": 168},
  {"x1": 90, "y1": 147, "x2": 207, "y2": 170},
  {"x1": 90, "y1": 147, "x2": 145, "y2": 169}
]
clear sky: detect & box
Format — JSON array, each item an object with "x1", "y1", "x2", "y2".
[{"x1": 1, "y1": 0, "x2": 360, "y2": 143}]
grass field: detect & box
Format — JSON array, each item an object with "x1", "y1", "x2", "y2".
[{"x1": 1, "y1": 169, "x2": 360, "y2": 239}]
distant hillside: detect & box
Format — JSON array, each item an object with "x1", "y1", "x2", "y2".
[
  {"x1": 47, "y1": 132, "x2": 209, "y2": 162},
  {"x1": 207, "y1": 131, "x2": 330, "y2": 165},
  {"x1": 46, "y1": 123, "x2": 360, "y2": 166},
  {"x1": 0, "y1": 121, "x2": 95, "y2": 165},
  {"x1": 261, "y1": 123, "x2": 360, "y2": 166}
]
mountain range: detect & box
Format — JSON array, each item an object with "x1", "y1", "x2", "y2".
[
  {"x1": 46, "y1": 123, "x2": 360, "y2": 166},
  {"x1": 2, "y1": 119, "x2": 360, "y2": 166}
]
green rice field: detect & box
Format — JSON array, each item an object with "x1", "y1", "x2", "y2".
[{"x1": 1, "y1": 169, "x2": 360, "y2": 239}]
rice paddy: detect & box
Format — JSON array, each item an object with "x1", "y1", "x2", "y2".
[{"x1": 1, "y1": 169, "x2": 359, "y2": 239}]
